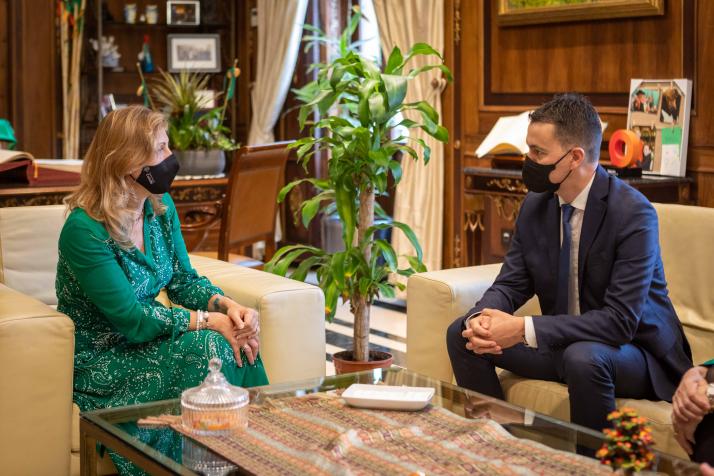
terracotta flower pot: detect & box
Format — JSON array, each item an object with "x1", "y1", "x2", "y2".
[{"x1": 332, "y1": 350, "x2": 393, "y2": 374}]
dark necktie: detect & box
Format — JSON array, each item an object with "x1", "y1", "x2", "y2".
[{"x1": 555, "y1": 204, "x2": 575, "y2": 315}]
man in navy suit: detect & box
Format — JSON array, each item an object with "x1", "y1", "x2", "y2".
[{"x1": 446, "y1": 93, "x2": 692, "y2": 433}]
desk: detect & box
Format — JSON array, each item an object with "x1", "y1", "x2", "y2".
[
  {"x1": 0, "y1": 178, "x2": 228, "y2": 251},
  {"x1": 464, "y1": 167, "x2": 693, "y2": 266}
]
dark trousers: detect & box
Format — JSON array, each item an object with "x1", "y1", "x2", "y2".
[
  {"x1": 446, "y1": 317, "x2": 658, "y2": 432},
  {"x1": 693, "y1": 413, "x2": 714, "y2": 465}
]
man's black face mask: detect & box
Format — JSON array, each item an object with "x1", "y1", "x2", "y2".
[{"x1": 522, "y1": 149, "x2": 572, "y2": 193}]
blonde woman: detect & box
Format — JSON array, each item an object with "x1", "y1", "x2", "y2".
[{"x1": 57, "y1": 106, "x2": 267, "y2": 472}]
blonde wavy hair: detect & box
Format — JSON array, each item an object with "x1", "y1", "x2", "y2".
[{"x1": 65, "y1": 105, "x2": 168, "y2": 249}]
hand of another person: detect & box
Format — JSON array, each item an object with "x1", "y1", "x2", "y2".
[
  {"x1": 701, "y1": 463, "x2": 714, "y2": 476},
  {"x1": 672, "y1": 413, "x2": 702, "y2": 455},
  {"x1": 207, "y1": 312, "x2": 249, "y2": 367},
  {"x1": 480, "y1": 309, "x2": 525, "y2": 351},
  {"x1": 673, "y1": 366, "x2": 710, "y2": 423},
  {"x1": 462, "y1": 312, "x2": 501, "y2": 355}
]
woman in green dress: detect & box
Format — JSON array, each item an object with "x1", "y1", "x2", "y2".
[{"x1": 56, "y1": 106, "x2": 268, "y2": 474}]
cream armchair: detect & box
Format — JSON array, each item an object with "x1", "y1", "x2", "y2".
[
  {"x1": 0, "y1": 205, "x2": 325, "y2": 476},
  {"x1": 407, "y1": 203, "x2": 714, "y2": 459}
]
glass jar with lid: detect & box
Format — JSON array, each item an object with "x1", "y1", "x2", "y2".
[{"x1": 181, "y1": 358, "x2": 250, "y2": 435}]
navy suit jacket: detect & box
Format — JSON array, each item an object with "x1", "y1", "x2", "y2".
[{"x1": 467, "y1": 166, "x2": 692, "y2": 400}]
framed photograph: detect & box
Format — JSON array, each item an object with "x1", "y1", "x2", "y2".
[
  {"x1": 497, "y1": 0, "x2": 664, "y2": 27},
  {"x1": 167, "y1": 1, "x2": 200, "y2": 26},
  {"x1": 626, "y1": 79, "x2": 693, "y2": 177},
  {"x1": 167, "y1": 34, "x2": 221, "y2": 73},
  {"x1": 99, "y1": 94, "x2": 116, "y2": 118},
  {"x1": 629, "y1": 87, "x2": 660, "y2": 115},
  {"x1": 630, "y1": 125, "x2": 656, "y2": 172}
]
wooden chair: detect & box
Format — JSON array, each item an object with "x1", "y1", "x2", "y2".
[{"x1": 193, "y1": 141, "x2": 292, "y2": 269}]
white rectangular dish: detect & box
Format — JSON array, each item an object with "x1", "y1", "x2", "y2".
[{"x1": 341, "y1": 384, "x2": 435, "y2": 411}]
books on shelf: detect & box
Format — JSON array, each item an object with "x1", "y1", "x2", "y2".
[{"x1": 0, "y1": 149, "x2": 82, "y2": 186}]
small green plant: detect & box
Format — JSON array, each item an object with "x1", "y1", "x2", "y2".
[
  {"x1": 266, "y1": 7, "x2": 451, "y2": 362},
  {"x1": 145, "y1": 69, "x2": 239, "y2": 152}
]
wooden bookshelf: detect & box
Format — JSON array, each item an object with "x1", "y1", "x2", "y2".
[{"x1": 80, "y1": 0, "x2": 243, "y2": 156}]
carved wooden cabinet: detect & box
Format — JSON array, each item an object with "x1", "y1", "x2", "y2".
[
  {"x1": 170, "y1": 178, "x2": 227, "y2": 251},
  {"x1": 463, "y1": 167, "x2": 693, "y2": 266}
]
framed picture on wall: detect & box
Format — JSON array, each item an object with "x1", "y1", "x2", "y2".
[
  {"x1": 167, "y1": 1, "x2": 201, "y2": 26},
  {"x1": 167, "y1": 34, "x2": 221, "y2": 72},
  {"x1": 497, "y1": 0, "x2": 664, "y2": 27}
]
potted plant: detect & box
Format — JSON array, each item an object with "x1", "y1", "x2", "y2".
[
  {"x1": 597, "y1": 408, "x2": 656, "y2": 474},
  {"x1": 141, "y1": 65, "x2": 240, "y2": 176},
  {"x1": 266, "y1": 8, "x2": 451, "y2": 370}
]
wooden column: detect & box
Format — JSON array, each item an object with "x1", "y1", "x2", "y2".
[
  {"x1": 442, "y1": 0, "x2": 462, "y2": 269},
  {"x1": 9, "y1": 0, "x2": 59, "y2": 157},
  {"x1": 0, "y1": 0, "x2": 9, "y2": 120}
]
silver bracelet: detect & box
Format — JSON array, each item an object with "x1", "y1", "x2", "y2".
[{"x1": 196, "y1": 310, "x2": 208, "y2": 331}]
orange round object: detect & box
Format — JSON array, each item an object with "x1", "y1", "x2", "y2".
[{"x1": 609, "y1": 129, "x2": 644, "y2": 168}]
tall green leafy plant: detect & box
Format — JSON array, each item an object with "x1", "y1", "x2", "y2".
[{"x1": 266, "y1": 8, "x2": 451, "y2": 362}]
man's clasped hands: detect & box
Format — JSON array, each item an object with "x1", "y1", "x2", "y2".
[{"x1": 462, "y1": 309, "x2": 526, "y2": 354}]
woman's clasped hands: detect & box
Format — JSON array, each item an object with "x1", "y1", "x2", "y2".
[{"x1": 200, "y1": 301, "x2": 261, "y2": 367}]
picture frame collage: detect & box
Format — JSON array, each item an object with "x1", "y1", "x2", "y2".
[{"x1": 626, "y1": 79, "x2": 693, "y2": 177}]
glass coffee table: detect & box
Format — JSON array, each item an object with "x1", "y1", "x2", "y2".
[{"x1": 79, "y1": 367, "x2": 699, "y2": 475}]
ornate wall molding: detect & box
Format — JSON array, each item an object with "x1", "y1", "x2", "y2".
[{"x1": 485, "y1": 178, "x2": 528, "y2": 194}]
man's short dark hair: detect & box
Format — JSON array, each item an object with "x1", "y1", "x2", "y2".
[{"x1": 529, "y1": 93, "x2": 603, "y2": 163}]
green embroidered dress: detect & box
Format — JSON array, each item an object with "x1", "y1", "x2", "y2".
[{"x1": 56, "y1": 194, "x2": 268, "y2": 473}]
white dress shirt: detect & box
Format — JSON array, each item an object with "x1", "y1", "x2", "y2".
[{"x1": 523, "y1": 172, "x2": 597, "y2": 348}]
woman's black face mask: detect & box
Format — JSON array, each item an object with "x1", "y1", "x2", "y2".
[
  {"x1": 522, "y1": 149, "x2": 572, "y2": 193},
  {"x1": 134, "y1": 154, "x2": 179, "y2": 194}
]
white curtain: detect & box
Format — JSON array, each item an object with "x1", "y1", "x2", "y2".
[
  {"x1": 374, "y1": 0, "x2": 446, "y2": 275},
  {"x1": 247, "y1": 0, "x2": 309, "y2": 145},
  {"x1": 248, "y1": 0, "x2": 308, "y2": 253}
]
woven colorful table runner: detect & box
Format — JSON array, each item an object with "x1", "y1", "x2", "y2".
[{"x1": 171, "y1": 392, "x2": 609, "y2": 475}]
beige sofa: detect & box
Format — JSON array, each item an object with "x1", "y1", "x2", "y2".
[
  {"x1": 0, "y1": 205, "x2": 326, "y2": 476},
  {"x1": 407, "y1": 203, "x2": 714, "y2": 459}
]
